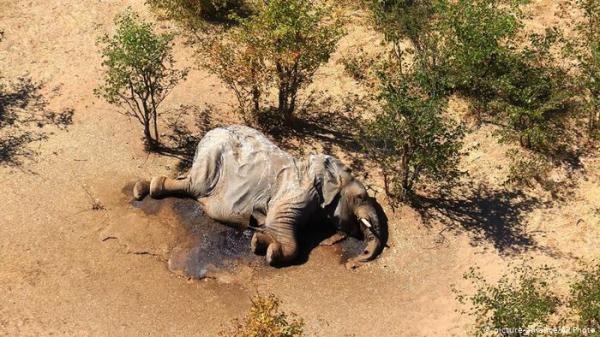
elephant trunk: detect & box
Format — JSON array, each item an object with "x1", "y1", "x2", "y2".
[{"x1": 354, "y1": 204, "x2": 385, "y2": 263}]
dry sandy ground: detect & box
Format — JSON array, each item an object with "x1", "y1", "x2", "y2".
[{"x1": 1, "y1": 0, "x2": 599, "y2": 336}]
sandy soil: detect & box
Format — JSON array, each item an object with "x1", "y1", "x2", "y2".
[{"x1": 1, "y1": 0, "x2": 598, "y2": 336}]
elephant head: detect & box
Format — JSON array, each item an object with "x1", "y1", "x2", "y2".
[{"x1": 315, "y1": 156, "x2": 388, "y2": 266}]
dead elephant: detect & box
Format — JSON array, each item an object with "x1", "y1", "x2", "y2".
[{"x1": 134, "y1": 125, "x2": 387, "y2": 268}]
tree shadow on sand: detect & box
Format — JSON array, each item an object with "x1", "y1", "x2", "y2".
[
  {"x1": 411, "y1": 182, "x2": 563, "y2": 257},
  {"x1": 256, "y1": 94, "x2": 368, "y2": 173},
  {"x1": 0, "y1": 77, "x2": 74, "y2": 167},
  {"x1": 158, "y1": 104, "x2": 221, "y2": 172}
]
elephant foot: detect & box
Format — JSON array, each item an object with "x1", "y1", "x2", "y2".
[
  {"x1": 266, "y1": 242, "x2": 282, "y2": 266},
  {"x1": 133, "y1": 180, "x2": 150, "y2": 200},
  {"x1": 251, "y1": 232, "x2": 269, "y2": 255},
  {"x1": 265, "y1": 241, "x2": 298, "y2": 267}
]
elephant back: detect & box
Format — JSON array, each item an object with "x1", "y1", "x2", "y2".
[{"x1": 190, "y1": 125, "x2": 303, "y2": 227}]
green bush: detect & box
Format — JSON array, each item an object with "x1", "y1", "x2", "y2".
[
  {"x1": 565, "y1": 0, "x2": 600, "y2": 138},
  {"x1": 219, "y1": 293, "x2": 304, "y2": 337},
  {"x1": 203, "y1": 0, "x2": 344, "y2": 124},
  {"x1": 434, "y1": 0, "x2": 575, "y2": 155},
  {"x1": 363, "y1": 68, "x2": 464, "y2": 200},
  {"x1": 568, "y1": 262, "x2": 600, "y2": 334},
  {"x1": 365, "y1": 0, "x2": 580, "y2": 197},
  {"x1": 454, "y1": 265, "x2": 560, "y2": 337},
  {"x1": 435, "y1": 0, "x2": 524, "y2": 105},
  {"x1": 490, "y1": 29, "x2": 574, "y2": 155},
  {"x1": 360, "y1": 1, "x2": 463, "y2": 200},
  {"x1": 505, "y1": 149, "x2": 554, "y2": 190},
  {"x1": 95, "y1": 10, "x2": 188, "y2": 149},
  {"x1": 368, "y1": 0, "x2": 436, "y2": 52},
  {"x1": 456, "y1": 263, "x2": 600, "y2": 336}
]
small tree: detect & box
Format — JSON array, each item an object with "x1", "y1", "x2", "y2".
[
  {"x1": 219, "y1": 293, "x2": 304, "y2": 337},
  {"x1": 493, "y1": 29, "x2": 574, "y2": 154},
  {"x1": 359, "y1": 1, "x2": 464, "y2": 201},
  {"x1": 435, "y1": 0, "x2": 576, "y2": 154},
  {"x1": 204, "y1": 0, "x2": 344, "y2": 124},
  {"x1": 366, "y1": 0, "x2": 580, "y2": 197},
  {"x1": 204, "y1": 24, "x2": 269, "y2": 124},
  {"x1": 363, "y1": 60, "x2": 464, "y2": 200},
  {"x1": 95, "y1": 10, "x2": 188, "y2": 149}
]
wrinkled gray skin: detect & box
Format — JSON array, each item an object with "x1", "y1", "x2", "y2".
[{"x1": 133, "y1": 125, "x2": 386, "y2": 268}]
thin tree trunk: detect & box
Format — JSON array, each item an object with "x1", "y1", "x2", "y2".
[
  {"x1": 143, "y1": 120, "x2": 152, "y2": 147},
  {"x1": 288, "y1": 83, "x2": 298, "y2": 117},
  {"x1": 401, "y1": 143, "x2": 410, "y2": 199},
  {"x1": 148, "y1": 77, "x2": 160, "y2": 146},
  {"x1": 279, "y1": 84, "x2": 287, "y2": 116},
  {"x1": 153, "y1": 112, "x2": 159, "y2": 145},
  {"x1": 140, "y1": 97, "x2": 156, "y2": 148},
  {"x1": 252, "y1": 85, "x2": 260, "y2": 115}
]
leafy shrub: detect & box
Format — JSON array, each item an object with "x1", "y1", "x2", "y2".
[
  {"x1": 365, "y1": 0, "x2": 580, "y2": 197},
  {"x1": 368, "y1": 0, "x2": 436, "y2": 52},
  {"x1": 505, "y1": 149, "x2": 553, "y2": 190},
  {"x1": 219, "y1": 293, "x2": 304, "y2": 337},
  {"x1": 456, "y1": 263, "x2": 600, "y2": 336},
  {"x1": 95, "y1": 10, "x2": 188, "y2": 149},
  {"x1": 203, "y1": 22, "x2": 269, "y2": 124},
  {"x1": 491, "y1": 30, "x2": 575, "y2": 155},
  {"x1": 203, "y1": 0, "x2": 344, "y2": 124},
  {"x1": 564, "y1": 0, "x2": 600, "y2": 138},
  {"x1": 435, "y1": 0, "x2": 524, "y2": 106},
  {"x1": 434, "y1": 0, "x2": 575, "y2": 155},
  {"x1": 360, "y1": 1, "x2": 463, "y2": 200},
  {"x1": 147, "y1": 0, "x2": 251, "y2": 29},
  {"x1": 454, "y1": 265, "x2": 560, "y2": 337},
  {"x1": 568, "y1": 262, "x2": 600, "y2": 334},
  {"x1": 363, "y1": 58, "x2": 465, "y2": 200}
]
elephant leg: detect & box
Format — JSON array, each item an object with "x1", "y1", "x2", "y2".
[
  {"x1": 133, "y1": 176, "x2": 191, "y2": 200},
  {"x1": 251, "y1": 232, "x2": 272, "y2": 255}
]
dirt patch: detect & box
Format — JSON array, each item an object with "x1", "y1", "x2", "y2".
[{"x1": 1, "y1": 0, "x2": 599, "y2": 335}]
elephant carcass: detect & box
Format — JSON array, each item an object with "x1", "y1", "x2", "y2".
[{"x1": 134, "y1": 125, "x2": 387, "y2": 267}]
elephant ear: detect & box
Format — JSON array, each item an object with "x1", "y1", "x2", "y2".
[
  {"x1": 322, "y1": 169, "x2": 341, "y2": 207},
  {"x1": 319, "y1": 156, "x2": 352, "y2": 208}
]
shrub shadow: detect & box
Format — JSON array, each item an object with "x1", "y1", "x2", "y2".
[
  {"x1": 411, "y1": 183, "x2": 559, "y2": 256},
  {"x1": 0, "y1": 77, "x2": 74, "y2": 167},
  {"x1": 158, "y1": 104, "x2": 220, "y2": 172},
  {"x1": 256, "y1": 94, "x2": 369, "y2": 173}
]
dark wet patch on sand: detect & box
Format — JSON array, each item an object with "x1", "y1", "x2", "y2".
[
  {"x1": 168, "y1": 198, "x2": 263, "y2": 279},
  {"x1": 338, "y1": 237, "x2": 368, "y2": 263},
  {"x1": 131, "y1": 197, "x2": 163, "y2": 215}
]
